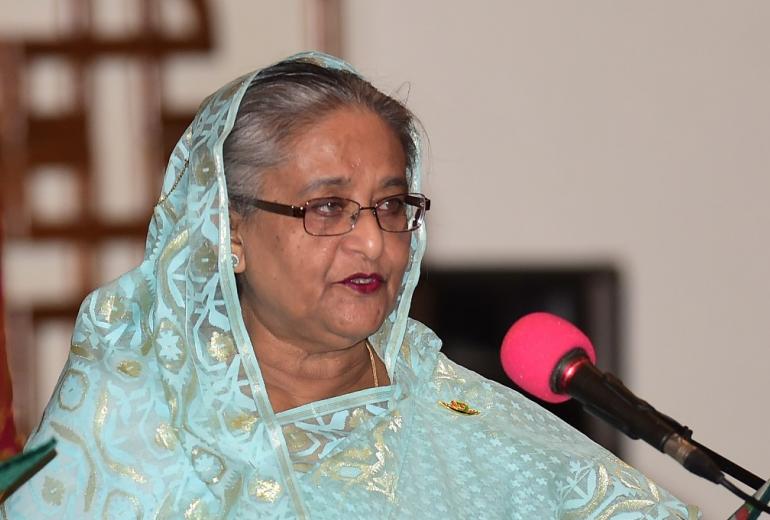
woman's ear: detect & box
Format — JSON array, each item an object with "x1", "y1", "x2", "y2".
[{"x1": 229, "y1": 211, "x2": 246, "y2": 274}]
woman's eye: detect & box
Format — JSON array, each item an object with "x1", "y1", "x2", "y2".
[
  {"x1": 309, "y1": 199, "x2": 346, "y2": 216},
  {"x1": 378, "y1": 197, "x2": 405, "y2": 214}
]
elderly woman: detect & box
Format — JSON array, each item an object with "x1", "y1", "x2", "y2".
[{"x1": 2, "y1": 53, "x2": 697, "y2": 518}]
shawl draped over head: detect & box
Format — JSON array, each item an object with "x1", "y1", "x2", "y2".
[{"x1": 3, "y1": 53, "x2": 699, "y2": 519}]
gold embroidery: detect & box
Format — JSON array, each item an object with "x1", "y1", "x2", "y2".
[
  {"x1": 156, "y1": 228, "x2": 190, "y2": 316},
  {"x1": 647, "y1": 480, "x2": 660, "y2": 501},
  {"x1": 348, "y1": 407, "x2": 367, "y2": 429},
  {"x1": 103, "y1": 490, "x2": 142, "y2": 519},
  {"x1": 96, "y1": 294, "x2": 128, "y2": 323},
  {"x1": 167, "y1": 394, "x2": 178, "y2": 423},
  {"x1": 155, "y1": 492, "x2": 198, "y2": 519},
  {"x1": 222, "y1": 475, "x2": 243, "y2": 516},
  {"x1": 191, "y1": 149, "x2": 217, "y2": 185},
  {"x1": 248, "y1": 477, "x2": 282, "y2": 503},
  {"x1": 283, "y1": 406, "x2": 382, "y2": 467},
  {"x1": 282, "y1": 424, "x2": 313, "y2": 454},
  {"x1": 190, "y1": 446, "x2": 225, "y2": 484},
  {"x1": 208, "y1": 330, "x2": 235, "y2": 363},
  {"x1": 154, "y1": 423, "x2": 178, "y2": 451},
  {"x1": 400, "y1": 337, "x2": 412, "y2": 367},
  {"x1": 616, "y1": 461, "x2": 663, "y2": 505},
  {"x1": 70, "y1": 343, "x2": 95, "y2": 360},
  {"x1": 313, "y1": 412, "x2": 402, "y2": 500},
  {"x1": 293, "y1": 462, "x2": 313, "y2": 473},
  {"x1": 562, "y1": 464, "x2": 611, "y2": 519},
  {"x1": 163, "y1": 228, "x2": 189, "y2": 261},
  {"x1": 116, "y1": 360, "x2": 142, "y2": 377},
  {"x1": 94, "y1": 392, "x2": 147, "y2": 484},
  {"x1": 140, "y1": 337, "x2": 153, "y2": 356},
  {"x1": 596, "y1": 499, "x2": 656, "y2": 520},
  {"x1": 50, "y1": 422, "x2": 96, "y2": 511},
  {"x1": 184, "y1": 498, "x2": 208, "y2": 520},
  {"x1": 191, "y1": 241, "x2": 218, "y2": 278},
  {"x1": 41, "y1": 476, "x2": 65, "y2": 505},
  {"x1": 58, "y1": 370, "x2": 88, "y2": 411},
  {"x1": 228, "y1": 413, "x2": 258, "y2": 432},
  {"x1": 182, "y1": 370, "x2": 199, "y2": 423},
  {"x1": 584, "y1": 461, "x2": 681, "y2": 519}
]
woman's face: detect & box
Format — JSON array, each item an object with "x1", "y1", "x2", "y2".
[{"x1": 231, "y1": 107, "x2": 412, "y2": 352}]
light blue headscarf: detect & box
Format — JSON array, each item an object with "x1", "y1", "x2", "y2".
[{"x1": 2, "y1": 52, "x2": 698, "y2": 519}]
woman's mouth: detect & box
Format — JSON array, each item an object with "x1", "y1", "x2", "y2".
[{"x1": 339, "y1": 273, "x2": 385, "y2": 294}]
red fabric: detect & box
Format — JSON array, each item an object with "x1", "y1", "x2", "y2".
[{"x1": 0, "y1": 225, "x2": 20, "y2": 460}]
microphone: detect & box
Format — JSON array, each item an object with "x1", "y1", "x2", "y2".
[{"x1": 499, "y1": 312, "x2": 723, "y2": 484}]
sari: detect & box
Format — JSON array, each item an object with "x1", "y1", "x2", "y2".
[{"x1": 2, "y1": 52, "x2": 698, "y2": 519}]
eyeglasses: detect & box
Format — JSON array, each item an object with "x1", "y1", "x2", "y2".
[{"x1": 231, "y1": 192, "x2": 431, "y2": 237}]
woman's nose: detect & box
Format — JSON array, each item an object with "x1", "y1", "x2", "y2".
[{"x1": 343, "y1": 208, "x2": 384, "y2": 259}]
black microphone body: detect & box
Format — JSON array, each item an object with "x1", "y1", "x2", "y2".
[{"x1": 552, "y1": 349, "x2": 723, "y2": 484}]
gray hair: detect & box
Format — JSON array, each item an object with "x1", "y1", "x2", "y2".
[{"x1": 223, "y1": 57, "x2": 418, "y2": 213}]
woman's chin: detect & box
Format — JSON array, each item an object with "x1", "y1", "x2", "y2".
[{"x1": 326, "y1": 309, "x2": 388, "y2": 343}]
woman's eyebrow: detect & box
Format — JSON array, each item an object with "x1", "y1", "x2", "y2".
[
  {"x1": 383, "y1": 176, "x2": 409, "y2": 189},
  {"x1": 299, "y1": 176, "x2": 407, "y2": 197},
  {"x1": 298, "y1": 177, "x2": 350, "y2": 197}
]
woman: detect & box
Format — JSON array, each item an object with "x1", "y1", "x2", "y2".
[{"x1": 2, "y1": 52, "x2": 697, "y2": 518}]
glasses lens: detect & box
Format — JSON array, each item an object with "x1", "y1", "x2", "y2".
[
  {"x1": 376, "y1": 194, "x2": 426, "y2": 232},
  {"x1": 303, "y1": 198, "x2": 358, "y2": 236}
]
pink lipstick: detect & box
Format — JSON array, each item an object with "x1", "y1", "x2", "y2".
[{"x1": 339, "y1": 273, "x2": 384, "y2": 294}]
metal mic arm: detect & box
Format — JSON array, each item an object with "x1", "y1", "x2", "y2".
[
  {"x1": 555, "y1": 351, "x2": 723, "y2": 483},
  {"x1": 601, "y1": 370, "x2": 766, "y2": 490}
]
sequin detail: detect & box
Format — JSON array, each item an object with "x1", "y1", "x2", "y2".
[{"x1": 248, "y1": 478, "x2": 282, "y2": 503}]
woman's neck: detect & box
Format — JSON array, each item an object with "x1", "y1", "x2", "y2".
[
  {"x1": 260, "y1": 341, "x2": 379, "y2": 413},
  {"x1": 242, "y1": 314, "x2": 389, "y2": 413}
]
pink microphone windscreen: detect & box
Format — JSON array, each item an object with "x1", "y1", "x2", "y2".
[{"x1": 500, "y1": 312, "x2": 596, "y2": 404}]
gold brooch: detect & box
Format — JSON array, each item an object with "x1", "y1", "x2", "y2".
[{"x1": 439, "y1": 400, "x2": 480, "y2": 415}]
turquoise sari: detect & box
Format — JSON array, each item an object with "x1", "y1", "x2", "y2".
[{"x1": 2, "y1": 53, "x2": 698, "y2": 519}]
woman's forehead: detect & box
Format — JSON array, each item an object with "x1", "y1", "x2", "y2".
[
  {"x1": 257, "y1": 109, "x2": 409, "y2": 197},
  {"x1": 295, "y1": 175, "x2": 409, "y2": 197}
]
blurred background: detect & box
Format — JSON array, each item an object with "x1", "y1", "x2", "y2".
[{"x1": 1, "y1": 1, "x2": 769, "y2": 517}]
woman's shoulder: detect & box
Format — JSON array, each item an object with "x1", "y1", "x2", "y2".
[
  {"x1": 420, "y1": 350, "x2": 590, "y2": 447},
  {"x1": 69, "y1": 267, "x2": 155, "y2": 361},
  {"x1": 1, "y1": 269, "x2": 178, "y2": 517},
  {"x1": 398, "y1": 322, "x2": 699, "y2": 519}
]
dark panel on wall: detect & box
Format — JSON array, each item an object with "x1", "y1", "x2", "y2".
[{"x1": 409, "y1": 265, "x2": 623, "y2": 455}]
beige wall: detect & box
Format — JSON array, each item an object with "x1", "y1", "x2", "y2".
[
  {"x1": 2, "y1": 1, "x2": 769, "y2": 517},
  {"x1": 344, "y1": 1, "x2": 770, "y2": 516}
]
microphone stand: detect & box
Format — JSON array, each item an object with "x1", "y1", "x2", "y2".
[
  {"x1": 599, "y1": 372, "x2": 766, "y2": 490},
  {"x1": 601, "y1": 375, "x2": 770, "y2": 514},
  {"x1": 656, "y1": 414, "x2": 765, "y2": 490},
  {"x1": 692, "y1": 440, "x2": 764, "y2": 491}
]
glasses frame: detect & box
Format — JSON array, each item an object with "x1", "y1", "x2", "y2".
[{"x1": 231, "y1": 192, "x2": 431, "y2": 237}]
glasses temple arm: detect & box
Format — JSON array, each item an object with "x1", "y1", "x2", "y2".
[{"x1": 230, "y1": 195, "x2": 305, "y2": 218}]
